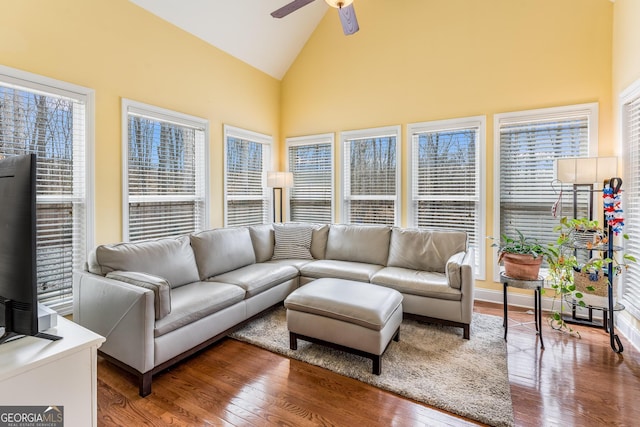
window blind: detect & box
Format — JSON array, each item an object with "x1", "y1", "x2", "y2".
[
  {"x1": 225, "y1": 129, "x2": 271, "y2": 226},
  {"x1": 343, "y1": 127, "x2": 399, "y2": 225},
  {"x1": 124, "y1": 102, "x2": 207, "y2": 242},
  {"x1": 411, "y1": 126, "x2": 480, "y2": 267},
  {"x1": 0, "y1": 82, "x2": 87, "y2": 312},
  {"x1": 499, "y1": 114, "x2": 591, "y2": 249},
  {"x1": 622, "y1": 93, "x2": 640, "y2": 318},
  {"x1": 288, "y1": 139, "x2": 333, "y2": 223}
]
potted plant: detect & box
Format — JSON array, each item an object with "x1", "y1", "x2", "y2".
[
  {"x1": 562, "y1": 217, "x2": 606, "y2": 249},
  {"x1": 492, "y1": 230, "x2": 554, "y2": 280}
]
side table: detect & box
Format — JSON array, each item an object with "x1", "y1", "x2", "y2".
[{"x1": 501, "y1": 272, "x2": 544, "y2": 349}]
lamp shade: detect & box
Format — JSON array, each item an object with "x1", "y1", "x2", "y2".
[
  {"x1": 325, "y1": 0, "x2": 353, "y2": 8},
  {"x1": 266, "y1": 171, "x2": 294, "y2": 188},
  {"x1": 555, "y1": 156, "x2": 617, "y2": 184}
]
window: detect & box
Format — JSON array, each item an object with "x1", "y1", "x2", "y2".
[
  {"x1": 341, "y1": 126, "x2": 400, "y2": 225},
  {"x1": 621, "y1": 80, "x2": 640, "y2": 320},
  {"x1": 287, "y1": 134, "x2": 334, "y2": 223},
  {"x1": 494, "y1": 104, "x2": 597, "y2": 281},
  {"x1": 123, "y1": 99, "x2": 209, "y2": 242},
  {"x1": 408, "y1": 117, "x2": 485, "y2": 278},
  {"x1": 0, "y1": 65, "x2": 93, "y2": 313},
  {"x1": 224, "y1": 125, "x2": 272, "y2": 226}
]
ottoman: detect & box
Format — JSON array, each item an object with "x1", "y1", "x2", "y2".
[{"x1": 283, "y1": 278, "x2": 403, "y2": 375}]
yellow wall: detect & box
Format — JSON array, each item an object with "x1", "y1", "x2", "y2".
[
  {"x1": 0, "y1": 0, "x2": 619, "y2": 293},
  {"x1": 0, "y1": 0, "x2": 280, "y2": 244},
  {"x1": 612, "y1": 0, "x2": 640, "y2": 339},
  {"x1": 281, "y1": 0, "x2": 614, "y2": 290},
  {"x1": 613, "y1": 0, "x2": 640, "y2": 96}
]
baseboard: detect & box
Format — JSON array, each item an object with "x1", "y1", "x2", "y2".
[
  {"x1": 615, "y1": 313, "x2": 640, "y2": 352},
  {"x1": 474, "y1": 288, "x2": 640, "y2": 352},
  {"x1": 475, "y1": 287, "x2": 559, "y2": 312}
]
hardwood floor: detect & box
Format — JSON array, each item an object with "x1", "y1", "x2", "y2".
[{"x1": 97, "y1": 301, "x2": 640, "y2": 426}]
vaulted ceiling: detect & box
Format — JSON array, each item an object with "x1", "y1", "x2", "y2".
[{"x1": 129, "y1": 0, "x2": 330, "y2": 80}]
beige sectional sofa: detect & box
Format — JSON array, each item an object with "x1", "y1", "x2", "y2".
[{"x1": 73, "y1": 223, "x2": 474, "y2": 396}]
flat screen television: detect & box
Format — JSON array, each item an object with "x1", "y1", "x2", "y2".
[{"x1": 0, "y1": 153, "x2": 61, "y2": 344}]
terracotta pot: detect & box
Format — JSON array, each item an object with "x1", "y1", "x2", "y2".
[{"x1": 501, "y1": 253, "x2": 543, "y2": 280}]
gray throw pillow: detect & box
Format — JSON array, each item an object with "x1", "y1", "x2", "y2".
[{"x1": 272, "y1": 224, "x2": 313, "y2": 260}]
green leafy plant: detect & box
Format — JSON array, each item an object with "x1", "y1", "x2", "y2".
[
  {"x1": 544, "y1": 217, "x2": 636, "y2": 336},
  {"x1": 544, "y1": 238, "x2": 580, "y2": 336},
  {"x1": 491, "y1": 229, "x2": 555, "y2": 263}
]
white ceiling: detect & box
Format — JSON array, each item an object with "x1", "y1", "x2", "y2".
[{"x1": 129, "y1": 0, "x2": 329, "y2": 80}]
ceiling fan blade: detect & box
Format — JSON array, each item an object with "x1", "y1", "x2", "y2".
[
  {"x1": 338, "y1": 3, "x2": 359, "y2": 35},
  {"x1": 271, "y1": 0, "x2": 316, "y2": 18}
]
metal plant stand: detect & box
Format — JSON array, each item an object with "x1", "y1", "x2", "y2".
[
  {"x1": 501, "y1": 272, "x2": 545, "y2": 349},
  {"x1": 562, "y1": 177, "x2": 625, "y2": 353}
]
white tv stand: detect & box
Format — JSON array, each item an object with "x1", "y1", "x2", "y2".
[{"x1": 0, "y1": 316, "x2": 105, "y2": 426}]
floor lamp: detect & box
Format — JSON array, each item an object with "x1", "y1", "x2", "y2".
[
  {"x1": 555, "y1": 156, "x2": 618, "y2": 220},
  {"x1": 555, "y1": 156, "x2": 624, "y2": 352},
  {"x1": 267, "y1": 171, "x2": 294, "y2": 223}
]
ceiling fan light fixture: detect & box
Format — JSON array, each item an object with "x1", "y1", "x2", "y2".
[{"x1": 325, "y1": 0, "x2": 353, "y2": 9}]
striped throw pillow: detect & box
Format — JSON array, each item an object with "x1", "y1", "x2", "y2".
[{"x1": 272, "y1": 224, "x2": 313, "y2": 260}]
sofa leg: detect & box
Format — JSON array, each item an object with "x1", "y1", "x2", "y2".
[
  {"x1": 403, "y1": 314, "x2": 470, "y2": 340},
  {"x1": 289, "y1": 332, "x2": 298, "y2": 350},
  {"x1": 139, "y1": 372, "x2": 153, "y2": 397}
]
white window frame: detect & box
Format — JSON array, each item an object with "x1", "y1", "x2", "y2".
[
  {"x1": 407, "y1": 116, "x2": 486, "y2": 279},
  {"x1": 340, "y1": 125, "x2": 401, "y2": 226},
  {"x1": 223, "y1": 125, "x2": 273, "y2": 226},
  {"x1": 286, "y1": 133, "x2": 335, "y2": 223},
  {"x1": 493, "y1": 103, "x2": 598, "y2": 283},
  {"x1": 122, "y1": 99, "x2": 210, "y2": 241},
  {"x1": 620, "y1": 79, "x2": 640, "y2": 321},
  {"x1": 0, "y1": 64, "x2": 95, "y2": 314}
]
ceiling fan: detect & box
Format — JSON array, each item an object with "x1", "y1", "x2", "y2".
[{"x1": 271, "y1": 0, "x2": 359, "y2": 36}]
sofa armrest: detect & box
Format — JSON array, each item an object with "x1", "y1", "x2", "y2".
[
  {"x1": 73, "y1": 270, "x2": 155, "y2": 375},
  {"x1": 459, "y1": 248, "x2": 475, "y2": 324},
  {"x1": 445, "y1": 251, "x2": 466, "y2": 289},
  {"x1": 105, "y1": 271, "x2": 171, "y2": 320}
]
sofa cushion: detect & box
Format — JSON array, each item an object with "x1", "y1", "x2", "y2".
[
  {"x1": 371, "y1": 267, "x2": 462, "y2": 301},
  {"x1": 310, "y1": 224, "x2": 329, "y2": 259},
  {"x1": 387, "y1": 228, "x2": 467, "y2": 273},
  {"x1": 248, "y1": 224, "x2": 274, "y2": 263},
  {"x1": 325, "y1": 224, "x2": 391, "y2": 266},
  {"x1": 154, "y1": 281, "x2": 245, "y2": 337},
  {"x1": 88, "y1": 235, "x2": 199, "y2": 288},
  {"x1": 272, "y1": 223, "x2": 314, "y2": 260},
  {"x1": 266, "y1": 258, "x2": 313, "y2": 269},
  {"x1": 300, "y1": 259, "x2": 384, "y2": 282},
  {"x1": 446, "y1": 251, "x2": 466, "y2": 289},
  {"x1": 209, "y1": 263, "x2": 299, "y2": 298},
  {"x1": 106, "y1": 271, "x2": 172, "y2": 320},
  {"x1": 190, "y1": 227, "x2": 256, "y2": 280}
]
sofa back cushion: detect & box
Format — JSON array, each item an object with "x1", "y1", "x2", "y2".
[
  {"x1": 310, "y1": 224, "x2": 329, "y2": 260},
  {"x1": 325, "y1": 224, "x2": 391, "y2": 266},
  {"x1": 248, "y1": 224, "x2": 274, "y2": 262},
  {"x1": 88, "y1": 235, "x2": 199, "y2": 288},
  {"x1": 190, "y1": 227, "x2": 256, "y2": 279},
  {"x1": 387, "y1": 228, "x2": 467, "y2": 273}
]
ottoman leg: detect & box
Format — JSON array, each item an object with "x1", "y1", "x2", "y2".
[
  {"x1": 289, "y1": 332, "x2": 298, "y2": 351},
  {"x1": 393, "y1": 327, "x2": 400, "y2": 342},
  {"x1": 372, "y1": 355, "x2": 382, "y2": 375}
]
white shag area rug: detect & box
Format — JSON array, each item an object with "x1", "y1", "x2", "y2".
[{"x1": 230, "y1": 307, "x2": 514, "y2": 427}]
